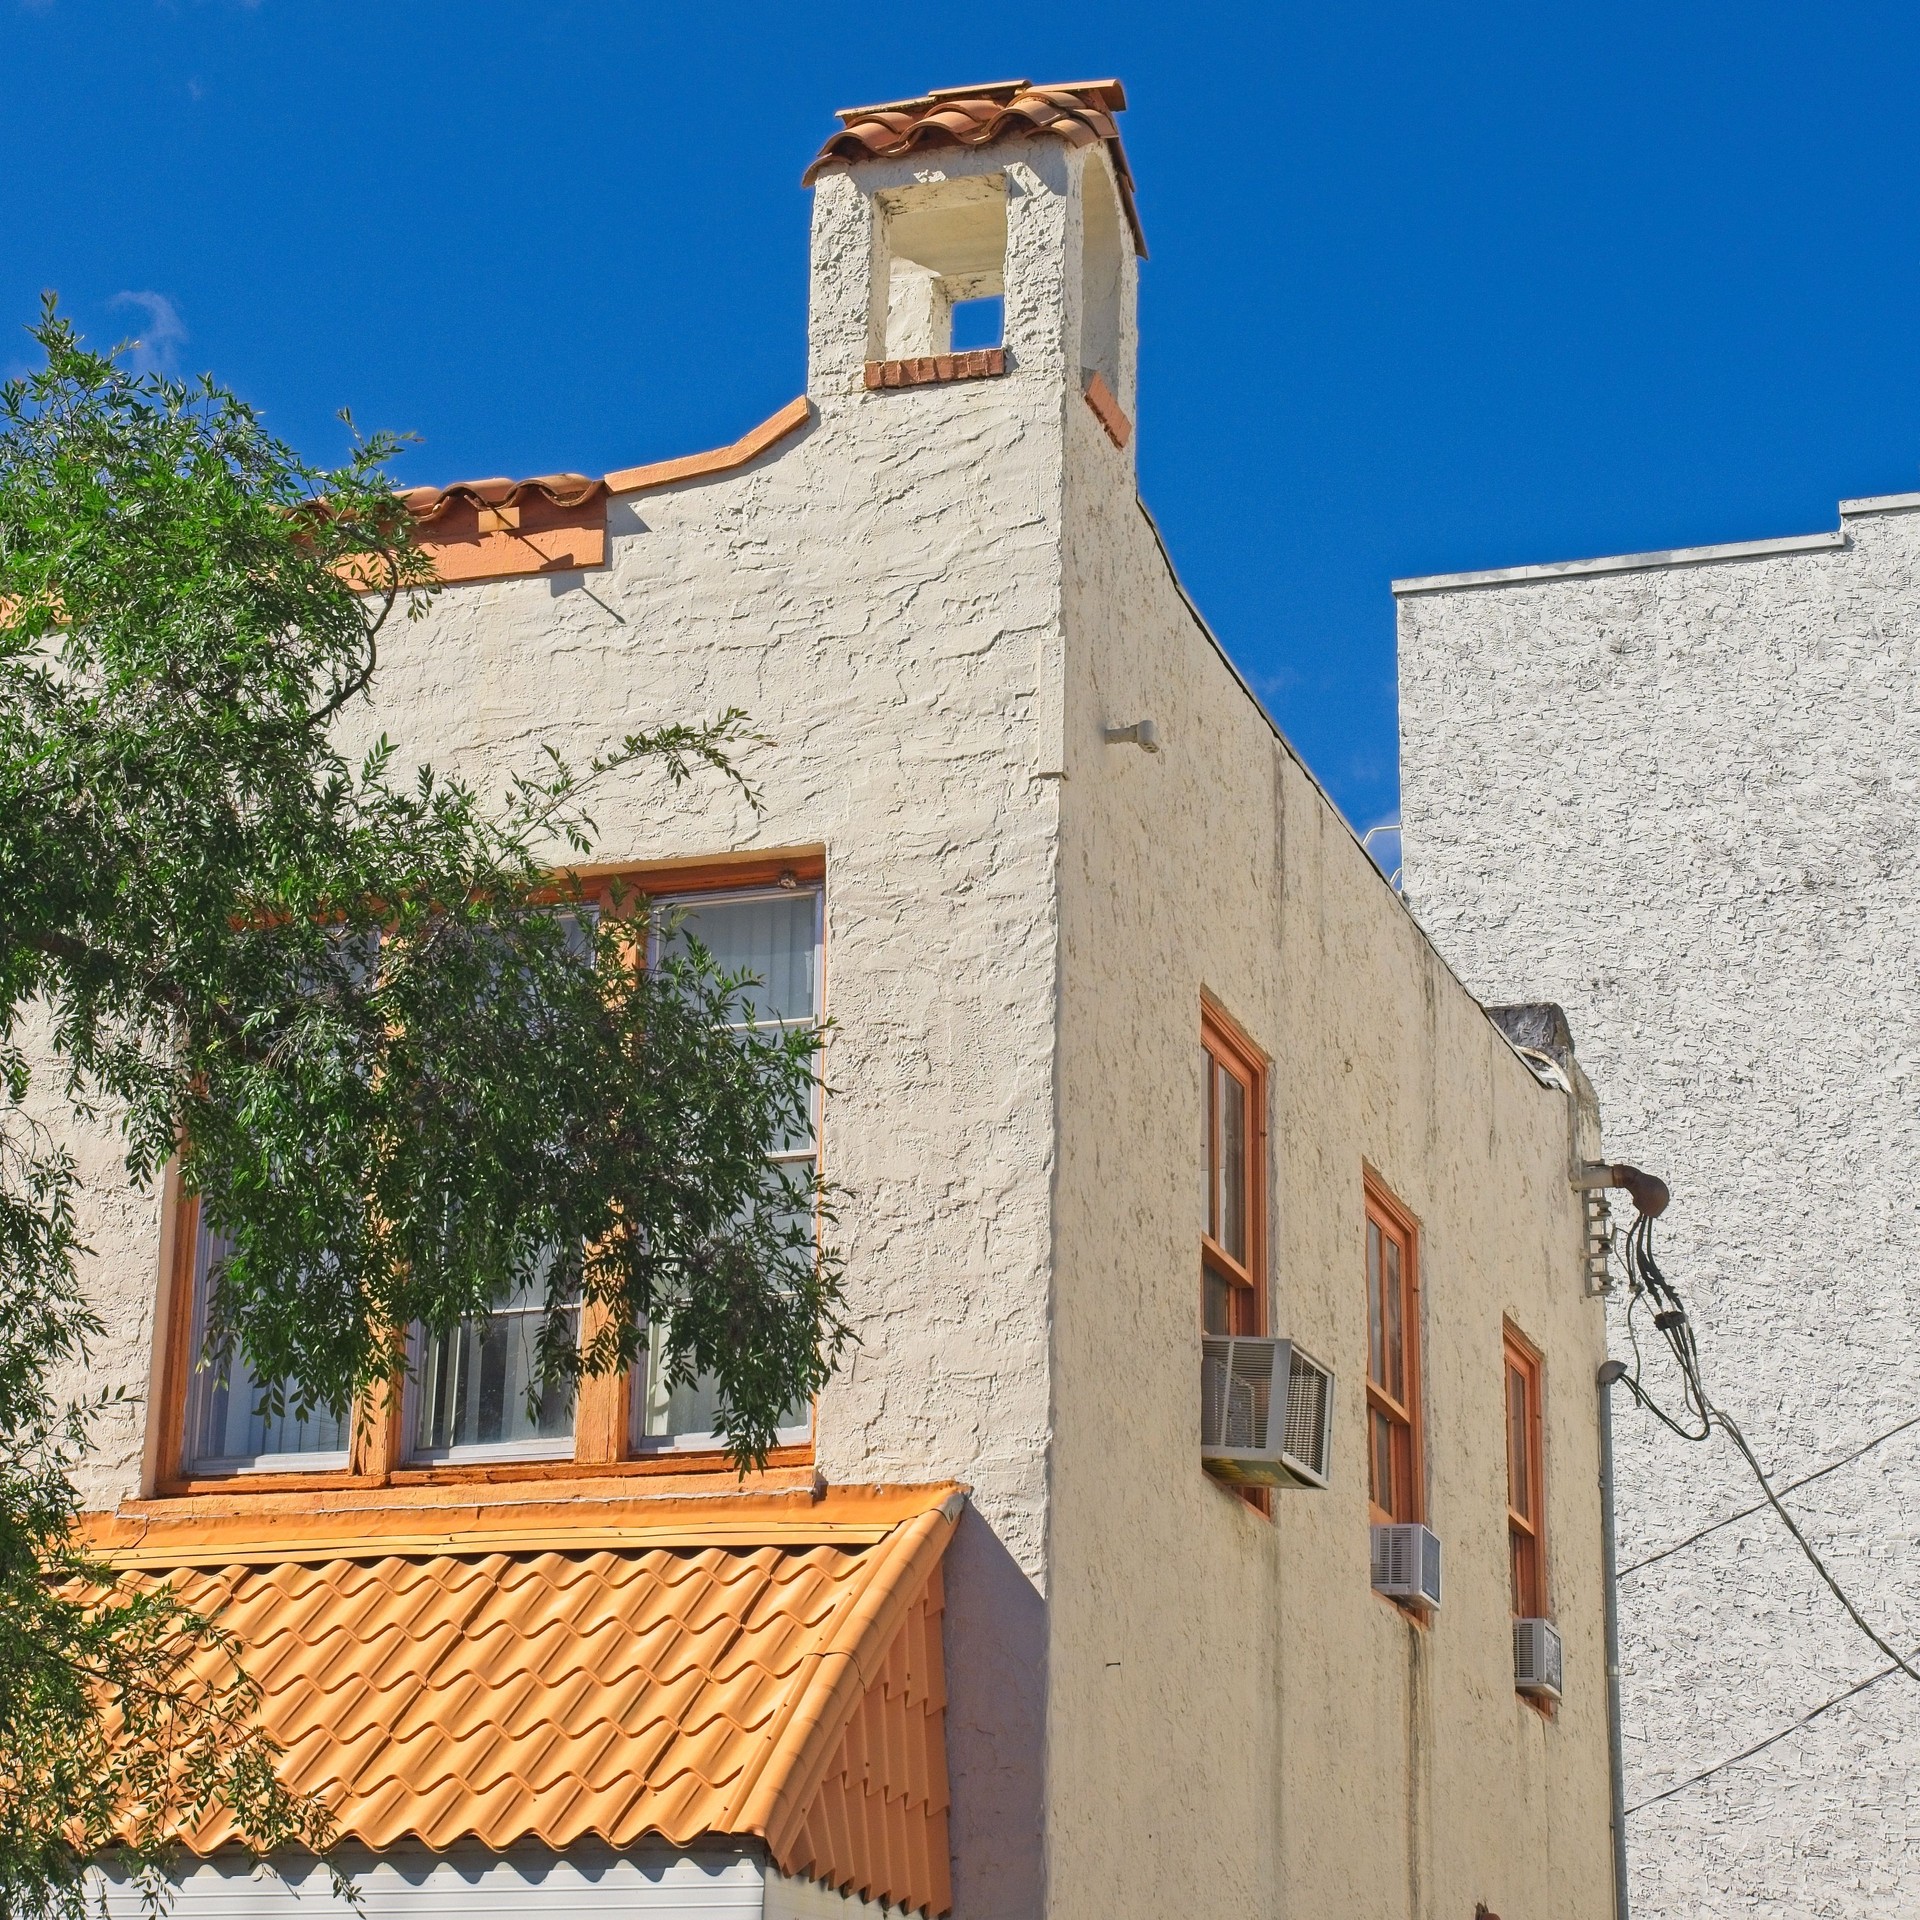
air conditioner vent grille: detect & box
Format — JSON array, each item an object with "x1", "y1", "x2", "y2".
[
  {"x1": 1282, "y1": 1347, "x2": 1332, "y2": 1483},
  {"x1": 1370, "y1": 1522, "x2": 1443, "y2": 1609},
  {"x1": 1200, "y1": 1336, "x2": 1334, "y2": 1490},
  {"x1": 1513, "y1": 1617, "x2": 1563, "y2": 1700}
]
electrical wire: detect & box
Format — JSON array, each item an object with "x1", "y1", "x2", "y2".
[
  {"x1": 1613, "y1": 1215, "x2": 1920, "y2": 1686},
  {"x1": 1619, "y1": 1412, "x2": 1920, "y2": 1580},
  {"x1": 1626, "y1": 1648, "x2": 1920, "y2": 1816}
]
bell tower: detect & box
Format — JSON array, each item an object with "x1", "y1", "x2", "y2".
[{"x1": 802, "y1": 80, "x2": 1144, "y2": 453}]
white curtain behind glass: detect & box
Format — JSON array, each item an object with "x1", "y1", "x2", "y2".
[
  {"x1": 182, "y1": 1213, "x2": 349, "y2": 1472},
  {"x1": 411, "y1": 1262, "x2": 578, "y2": 1457}
]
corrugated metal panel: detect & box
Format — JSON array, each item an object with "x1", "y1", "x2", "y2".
[
  {"x1": 94, "y1": 1844, "x2": 768, "y2": 1918},
  {"x1": 765, "y1": 1868, "x2": 889, "y2": 1919}
]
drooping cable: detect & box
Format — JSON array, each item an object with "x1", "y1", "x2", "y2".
[
  {"x1": 1626, "y1": 1647, "x2": 1920, "y2": 1816},
  {"x1": 1619, "y1": 1412, "x2": 1920, "y2": 1579},
  {"x1": 1614, "y1": 1216, "x2": 1920, "y2": 1686}
]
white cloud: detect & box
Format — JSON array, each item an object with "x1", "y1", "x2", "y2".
[{"x1": 109, "y1": 290, "x2": 188, "y2": 374}]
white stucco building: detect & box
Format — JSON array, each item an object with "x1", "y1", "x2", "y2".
[
  {"x1": 68, "y1": 78, "x2": 1618, "y2": 1919},
  {"x1": 1397, "y1": 505, "x2": 1920, "y2": 1917}
]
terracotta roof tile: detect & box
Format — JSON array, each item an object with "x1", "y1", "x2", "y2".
[
  {"x1": 805, "y1": 78, "x2": 1146, "y2": 257},
  {"x1": 398, "y1": 475, "x2": 607, "y2": 521},
  {"x1": 106, "y1": 1486, "x2": 958, "y2": 1917}
]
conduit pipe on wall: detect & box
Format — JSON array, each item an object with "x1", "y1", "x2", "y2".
[
  {"x1": 1574, "y1": 1162, "x2": 1670, "y2": 1219},
  {"x1": 1598, "y1": 1357, "x2": 1631, "y2": 1920}
]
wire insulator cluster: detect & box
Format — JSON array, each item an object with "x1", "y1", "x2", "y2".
[{"x1": 1615, "y1": 1213, "x2": 1920, "y2": 1687}]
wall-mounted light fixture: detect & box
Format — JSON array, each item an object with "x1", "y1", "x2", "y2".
[{"x1": 1103, "y1": 719, "x2": 1159, "y2": 753}]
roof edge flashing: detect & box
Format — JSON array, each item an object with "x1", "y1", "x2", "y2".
[
  {"x1": 1392, "y1": 528, "x2": 1848, "y2": 597},
  {"x1": 1838, "y1": 490, "x2": 1920, "y2": 518}
]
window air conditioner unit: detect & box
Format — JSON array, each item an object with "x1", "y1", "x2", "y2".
[
  {"x1": 1513, "y1": 1617, "x2": 1563, "y2": 1701},
  {"x1": 1200, "y1": 1336, "x2": 1334, "y2": 1490},
  {"x1": 1370, "y1": 1522, "x2": 1443, "y2": 1610}
]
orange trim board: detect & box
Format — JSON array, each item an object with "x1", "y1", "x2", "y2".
[
  {"x1": 604, "y1": 395, "x2": 812, "y2": 494},
  {"x1": 102, "y1": 1484, "x2": 962, "y2": 1916},
  {"x1": 86, "y1": 1480, "x2": 964, "y2": 1569}
]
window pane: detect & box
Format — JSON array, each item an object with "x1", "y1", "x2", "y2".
[
  {"x1": 637, "y1": 1319, "x2": 811, "y2": 1447},
  {"x1": 1384, "y1": 1234, "x2": 1405, "y2": 1403},
  {"x1": 633, "y1": 1164, "x2": 815, "y2": 1450},
  {"x1": 1366, "y1": 1221, "x2": 1384, "y2": 1390},
  {"x1": 1203, "y1": 1264, "x2": 1235, "y2": 1335},
  {"x1": 1507, "y1": 1363, "x2": 1531, "y2": 1520},
  {"x1": 1391, "y1": 1421, "x2": 1413, "y2": 1524},
  {"x1": 1202, "y1": 1047, "x2": 1214, "y2": 1240},
  {"x1": 183, "y1": 1217, "x2": 349, "y2": 1472},
  {"x1": 661, "y1": 891, "x2": 818, "y2": 1026},
  {"x1": 1216, "y1": 1066, "x2": 1247, "y2": 1264},
  {"x1": 1369, "y1": 1406, "x2": 1393, "y2": 1515},
  {"x1": 412, "y1": 1267, "x2": 578, "y2": 1456}
]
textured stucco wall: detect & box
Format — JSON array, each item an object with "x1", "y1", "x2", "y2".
[
  {"x1": 55, "y1": 132, "x2": 1079, "y2": 1920},
  {"x1": 51, "y1": 120, "x2": 1616, "y2": 1920},
  {"x1": 1398, "y1": 506, "x2": 1920, "y2": 1918},
  {"x1": 1041, "y1": 384, "x2": 1614, "y2": 1913}
]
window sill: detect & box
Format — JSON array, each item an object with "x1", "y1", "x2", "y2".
[
  {"x1": 154, "y1": 1444, "x2": 815, "y2": 1503},
  {"x1": 179, "y1": 1452, "x2": 352, "y2": 1480},
  {"x1": 403, "y1": 1440, "x2": 576, "y2": 1470},
  {"x1": 863, "y1": 349, "x2": 1006, "y2": 390}
]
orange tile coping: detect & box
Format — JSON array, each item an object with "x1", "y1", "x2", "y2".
[
  {"x1": 806, "y1": 78, "x2": 1147, "y2": 258},
  {"x1": 92, "y1": 1481, "x2": 962, "y2": 1917},
  {"x1": 397, "y1": 474, "x2": 609, "y2": 585},
  {"x1": 383, "y1": 398, "x2": 813, "y2": 588},
  {"x1": 865, "y1": 349, "x2": 1006, "y2": 390},
  {"x1": 1083, "y1": 371, "x2": 1133, "y2": 449},
  {"x1": 603, "y1": 395, "x2": 812, "y2": 494}
]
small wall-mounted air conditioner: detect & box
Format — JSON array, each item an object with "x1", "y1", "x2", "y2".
[
  {"x1": 1200, "y1": 1336, "x2": 1334, "y2": 1490},
  {"x1": 1370, "y1": 1522, "x2": 1443, "y2": 1610},
  {"x1": 1513, "y1": 1617, "x2": 1563, "y2": 1701}
]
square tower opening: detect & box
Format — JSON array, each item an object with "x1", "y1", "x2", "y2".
[{"x1": 871, "y1": 173, "x2": 1007, "y2": 360}]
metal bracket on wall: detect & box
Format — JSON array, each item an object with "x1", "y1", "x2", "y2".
[{"x1": 1582, "y1": 1189, "x2": 1613, "y2": 1297}]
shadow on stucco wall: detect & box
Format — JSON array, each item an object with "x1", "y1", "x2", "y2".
[{"x1": 943, "y1": 1505, "x2": 1046, "y2": 1918}]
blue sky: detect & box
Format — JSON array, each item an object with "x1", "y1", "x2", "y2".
[{"x1": 9, "y1": 3, "x2": 1920, "y2": 839}]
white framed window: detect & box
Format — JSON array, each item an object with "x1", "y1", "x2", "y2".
[
  {"x1": 400, "y1": 910, "x2": 596, "y2": 1467},
  {"x1": 632, "y1": 883, "x2": 822, "y2": 1454},
  {"x1": 406, "y1": 1269, "x2": 580, "y2": 1465},
  {"x1": 180, "y1": 1210, "x2": 351, "y2": 1475}
]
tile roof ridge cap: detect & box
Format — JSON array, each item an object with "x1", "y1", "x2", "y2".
[
  {"x1": 401, "y1": 474, "x2": 608, "y2": 516},
  {"x1": 1033, "y1": 77, "x2": 1127, "y2": 109},
  {"x1": 732, "y1": 1501, "x2": 960, "y2": 1853},
  {"x1": 835, "y1": 79, "x2": 1031, "y2": 122}
]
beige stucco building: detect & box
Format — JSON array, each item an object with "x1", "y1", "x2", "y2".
[{"x1": 74, "y1": 79, "x2": 1617, "y2": 1920}]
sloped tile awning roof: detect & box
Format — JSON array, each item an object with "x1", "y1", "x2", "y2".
[
  {"x1": 88, "y1": 1483, "x2": 961, "y2": 1918},
  {"x1": 803, "y1": 78, "x2": 1147, "y2": 257}
]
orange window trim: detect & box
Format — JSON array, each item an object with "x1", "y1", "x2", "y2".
[
  {"x1": 152, "y1": 855, "x2": 827, "y2": 1500},
  {"x1": 1363, "y1": 1172, "x2": 1424, "y2": 1529},
  {"x1": 1201, "y1": 998, "x2": 1272, "y2": 1518},
  {"x1": 1200, "y1": 997, "x2": 1268, "y2": 1337},
  {"x1": 1504, "y1": 1319, "x2": 1548, "y2": 1620}
]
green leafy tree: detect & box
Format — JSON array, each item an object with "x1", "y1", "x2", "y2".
[{"x1": 0, "y1": 302, "x2": 847, "y2": 1914}]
